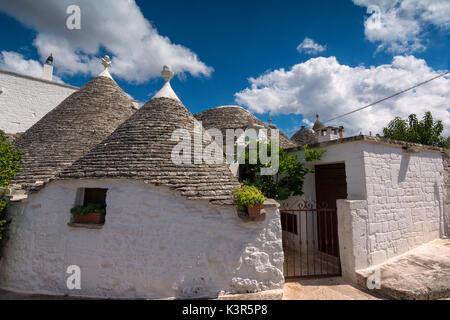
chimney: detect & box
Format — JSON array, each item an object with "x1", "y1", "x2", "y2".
[
  {"x1": 42, "y1": 54, "x2": 53, "y2": 81},
  {"x1": 339, "y1": 126, "x2": 346, "y2": 139}
]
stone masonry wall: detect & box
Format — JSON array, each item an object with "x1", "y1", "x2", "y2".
[
  {"x1": 288, "y1": 140, "x2": 445, "y2": 281},
  {"x1": 363, "y1": 143, "x2": 445, "y2": 265},
  {"x1": 443, "y1": 152, "x2": 450, "y2": 237},
  {"x1": 0, "y1": 179, "x2": 284, "y2": 299}
]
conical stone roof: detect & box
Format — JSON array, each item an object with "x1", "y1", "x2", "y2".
[
  {"x1": 11, "y1": 73, "x2": 136, "y2": 192},
  {"x1": 194, "y1": 106, "x2": 296, "y2": 149},
  {"x1": 312, "y1": 114, "x2": 326, "y2": 132},
  {"x1": 291, "y1": 126, "x2": 317, "y2": 147},
  {"x1": 59, "y1": 70, "x2": 241, "y2": 204}
]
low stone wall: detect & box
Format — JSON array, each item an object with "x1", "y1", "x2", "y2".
[
  {"x1": 337, "y1": 194, "x2": 443, "y2": 284},
  {"x1": 442, "y1": 152, "x2": 450, "y2": 237},
  {"x1": 0, "y1": 179, "x2": 284, "y2": 299},
  {"x1": 336, "y1": 200, "x2": 369, "y2": 283}
]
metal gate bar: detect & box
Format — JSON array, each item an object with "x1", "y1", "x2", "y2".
[{"x1": 281, "y1": 207, "x2": 341, "y2": 279}]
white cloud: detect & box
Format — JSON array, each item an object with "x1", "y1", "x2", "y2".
[
  {"x1": 0, "y1": 0, "x2": 212, "y2": 83},
  {"x1": 0, "y1": 51, "x2": 64, "y2": 82},
  {"x1": 353, "y1": 0, "x2": 450, "y2": 53},
  {"x1": 302, "y1": 118, "x2": 314, "y2": 128},
  {"x1": 0, "y1": 51, "x2": 43, "y2": 78},
  {"x1": 297, "y1": 37, "x2": 327, "y2": 55},
  {"x1": 235, "y1": 56, "x2": 450, "y2": 136}
]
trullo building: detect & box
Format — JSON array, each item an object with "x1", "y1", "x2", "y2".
[{"x1": 0, "y1": 65, "x2": 285, "y2": 300}]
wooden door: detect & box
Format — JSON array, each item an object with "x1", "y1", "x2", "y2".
[{"x1": 315, "y1": 163, "x2": 347, "y2": 257}]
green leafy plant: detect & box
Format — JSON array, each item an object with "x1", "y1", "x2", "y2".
[
  {"x1": 0, "y1": 131, "x2": 22, "y2": 188},
  {"x1": 70, "y1": 205, "x2": 84, "y2": 217},
  {"x1": 70, "y1": 203, "x2": 106, "y2": 218},
  {"x1": 0, "y1": 130, "x2": 22, "y2": 245},
  {"x1": 239, "y1": 141, "x2": 325, "y2": 201},
  {"x1": 234, "y1": 185, "x2": 265, "y2": 211},
  {"x1": 0, "y1": 192, "x2": 9, "y2": 241},
  {"x1": 379, "y1": 111, "x2": 446, "y2": 147}
]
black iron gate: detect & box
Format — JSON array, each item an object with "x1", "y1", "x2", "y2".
[{"x1": 280, "y1": 200, "x2": 341, "y2": 279}]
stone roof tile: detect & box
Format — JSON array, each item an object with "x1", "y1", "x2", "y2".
[
  {"x1": 11, "y1": 76, "x2": 136, "y2": 192},
  {"x1": 194, "y1": 106, "x2": 296, "y2": 149},
  {"x1": 291, "y1": 126, "x2": 317, "y2": 147},
  {"x1": 59, "y1": 97, "x2": 241, "y2": 204}
]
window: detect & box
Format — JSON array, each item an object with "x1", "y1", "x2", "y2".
[
  {"x1": 83, "y1": 188, "x2": 107, "y2": 208},
  {"x1": 281, "y1": 212, "x2": 298, "y2": 234},
  {"x1": 69, "y1": 188, "x2": 108, "y2": 228},
  {"x1": 322, "y1": 130, "x2": 327, "y2": 136}
]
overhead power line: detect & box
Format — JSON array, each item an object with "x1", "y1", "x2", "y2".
[{"x1": 325, "y1": 71, "x2": 450, "y2": 123}]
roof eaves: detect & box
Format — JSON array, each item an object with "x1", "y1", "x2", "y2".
[{"x1": 0, "y1": 69, "x2": 80, "y2": 90}]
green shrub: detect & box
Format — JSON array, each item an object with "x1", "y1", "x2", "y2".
[
  {"x1": 239, "y1": 142, "x2": 325, "y2": 201},
  {"x1": 0, "y1": 130, "x2": 22, "y2": 245},
  {"x1": 0, "y1": 192, "x2": 9, "y2": 241},
  {"x1": 234, "y1": 185, "x2": 265, "y2": 211},
  {"x1": 380, "y1": 111, "x2": 446, "y2": 147},
  {"x1": 0, "y1": 130, "x2": 22, "y2": 188},
  {"x1": 70, "y1": 203, "x2": 106, "y2": 217}
]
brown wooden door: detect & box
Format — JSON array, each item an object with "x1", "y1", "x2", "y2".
[{"x1": 315, "y1": 163, "x2": 347, "y2": 257}]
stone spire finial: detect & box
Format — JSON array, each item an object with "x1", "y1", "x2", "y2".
[
  {"x1": 101, "y1": 55, "x2": 112, "y2": 69},
  {"x1": 98, "y1": 55, "x2": 113, "y2": 79},
  {"x1": 316, "y1": 114, "x2": 320, "y2": 119},
  {"x1": 161, "y1": 65, "x2": 174, "y2": 82},
  {"x1": 268, "y1": 117, "x2": 272, "y2": 125},
  {"x1": 151, "y1": 65, "x2": 180, "y2": 102}
]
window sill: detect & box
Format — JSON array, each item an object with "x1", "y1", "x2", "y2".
[{"x1": 67, "y1": 222, "x2": 104, "y2": 230}]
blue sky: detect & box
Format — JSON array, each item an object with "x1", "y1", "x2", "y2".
[{"x1": 0, "y1": 0, "x2": 449, "y2": 136}]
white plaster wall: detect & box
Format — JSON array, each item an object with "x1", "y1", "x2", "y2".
[
  {"x1": 287, "y1": 140, "x2": 445, "y2": 278},
  {"x1": 282, "y1": 142, "x2": 366, "y2": 253},
  {"x1": 336, "y1": 199, "x2": 369, "y2": 282},
  {"x1": 287, "y1": 141, "x2": 367, "y2": 202},
  {"x1": 0, "y1": 71, "x2": 77, "y2": 134},
  {"x1": 0, "y1": 179, "x2": 284, "y2": 299},
  {"x1": 318, "y1": 131, "x2": 340, "y2": 143},
  {"x1": 362, "y1": 143, "x2": 444, "y2": 265}
]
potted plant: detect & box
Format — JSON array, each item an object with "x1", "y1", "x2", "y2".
[
  {"x1": 234, "y1": 185, "x2": 265, "y2": 217},
  {"x1": 71, "y1": 203, "x2": 106, "y2": 224}
]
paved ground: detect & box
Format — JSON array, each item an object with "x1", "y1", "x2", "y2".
[
  {"x1": 283, "y1": 277, "x2": 380, "y2": 300},
  {"x1": 283, "y1": 247, "x2": 340, "y2": 278},
  {"x1": 1, "y1": 283, "x2": 378, "y2": 300},
  {"x1": 0, "y1": 288, "x2": 94, "y2": 300},
  {"x1": 357, "y1": 239, "x2": 450, "y2": 300}
]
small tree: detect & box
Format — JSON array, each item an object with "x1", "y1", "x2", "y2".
[
  {"x1": 0, "y1": 130, "x2": 22, "y2": 242},
  {"x1": 380, "y1": 111, "x2": 446, "y2": 147},
  {"x1": 239, "y1": 141, "x2": 324, "y2": 201}
]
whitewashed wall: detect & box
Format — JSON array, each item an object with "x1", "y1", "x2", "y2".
[
  {"x1": 286, "y1": 139, "x2": 445, "y2": 279},
  {"x1": 0, "y1": 179, "x2": 284, "y2": 299},
  {"x1": 281, "y1": 141, "x2": 366, "y2": 254},
  {"x1": 361, "y1": 142, "x2": 444, "y2": 265},
  {"x1": 287, "y1": 141, "x2": 367, "y2": 202},
  {"x1": 0, "y1": 71, "x2": 77, "y2": 134}
]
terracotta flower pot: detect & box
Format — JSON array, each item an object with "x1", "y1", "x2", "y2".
[
  {"x1": 247, "y1": 203, "x2": 263, "y2": 217},
  {"x1": 74, "y1": 213, "x2": 105, "y2": 224}
]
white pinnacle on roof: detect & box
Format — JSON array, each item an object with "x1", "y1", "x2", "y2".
[
  {"x1": 152, "y1": 65, "x2": 181, "y2": 102},
  {"x1": 98, "y1": 55, "x2": 113, "y2": 79}
]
